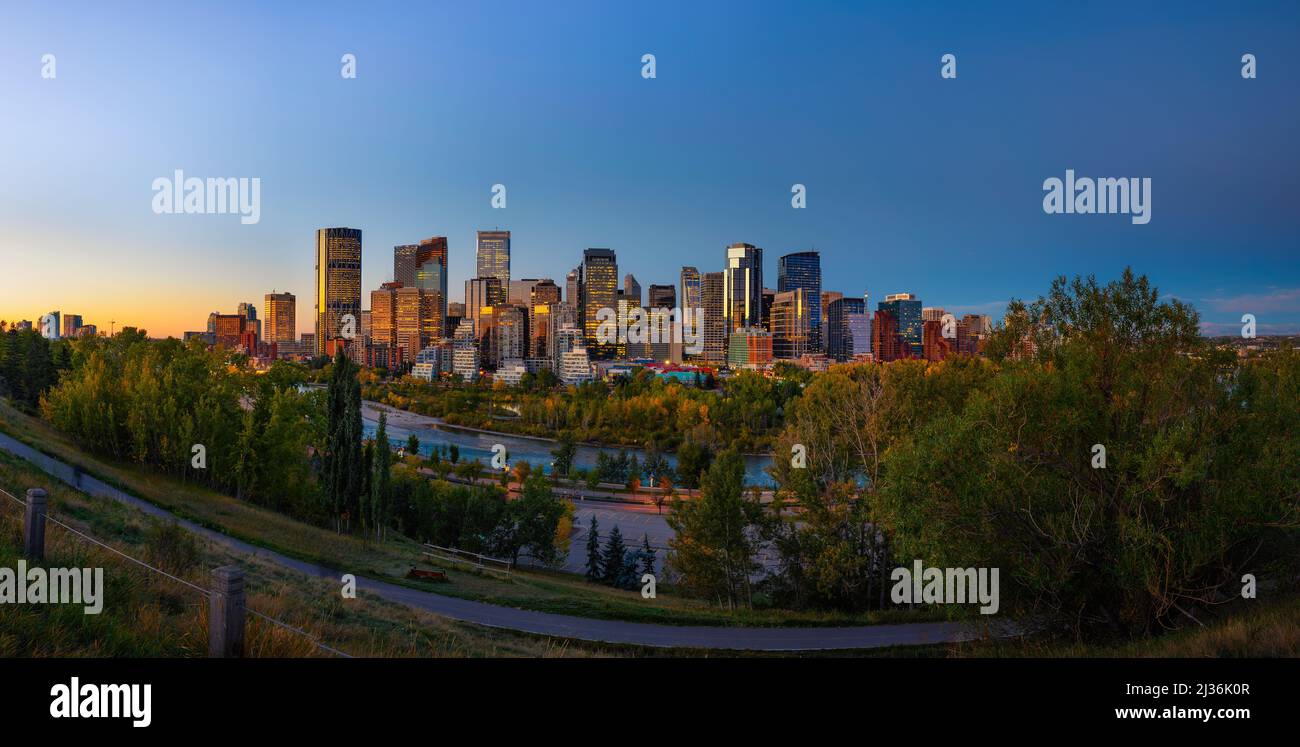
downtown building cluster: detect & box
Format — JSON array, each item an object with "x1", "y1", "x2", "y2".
[
  {"x1": 171, "y1": 228, "x2": 994, "y2": 382},
  {"x1": 297, "y1": 229, "x2": 995, "y2": 383}
]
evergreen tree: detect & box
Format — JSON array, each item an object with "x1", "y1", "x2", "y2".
[
  {"x1": 584, "y1": 515, "x2": 602, "y2": 581},
  {"x1": 640, "y1": 533, "x2": 656, "y2": 577},
  {"x1": 372, "y1": 412, "x2": 392, "y2": 541},
  {"x1": 602, "y1": 524, "x2": 627, "y2": 586},
  {"x1": 406, "y1": 433, "x2": 420, "y2": 459}
]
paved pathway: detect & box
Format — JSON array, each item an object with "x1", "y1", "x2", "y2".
[{"x1": 0, "y1": 430, "x2": 981, "y2": 651}]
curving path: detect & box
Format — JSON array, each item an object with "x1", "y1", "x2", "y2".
[{"x1": 0, "y1": 430, "x2": 981, "y2": 651}]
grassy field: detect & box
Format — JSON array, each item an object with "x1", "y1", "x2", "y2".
[
  {"x1": 3, "y1": 413, "x2": 1293, "y2": 658},
  {"x1": 0, "y1": 450, "x2": 630, "y2": 657},
  {"x1": 0, "y1": 401, "x2": 929, "y2": 629}
]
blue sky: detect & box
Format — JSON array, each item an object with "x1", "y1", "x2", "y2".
[{"x1": 1, "y1": 0, "x2": 1297, "y2": 337}]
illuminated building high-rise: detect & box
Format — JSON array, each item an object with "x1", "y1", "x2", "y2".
[
  {"x1": 826, "y1": 295, "x2": 870, "y2": 361},
  {"x1": 723, "y1": 242, "x2": 763, "y2": 331},
  {"x1": 393, "y1": 244, "x2": 419, "y2": 287},
  {"x1": 679, "y1": 266, "x2": 701, "y2": 313},
  {"x1": 648, "y1": 284, "x2": 676, "y2": 310},
  {"x1": 476, "y1": 230, "x2": 510, "y2": 288},
  {"x1": 414, "y1": 237, "x2": 448, "y2": 337},
  {"x1": 771, "y1": 288, "x2": 812, "y2": 359},
  {"x1": 777, "y1": 251, "x2": 821, "y2": 351},
  {"x1": 581, "y1": 248, "x2": 618, "y2": 358},
  {"x1": 315, "y1": 227, "x2": 362, "y2": 356},
  {"x1": 700, "y1": 271, "x2": 727, "y2": 365},
  {"x1": 879, "y1": 293, "x2": 923, "y2": 358},
  {"x1": 263, "y1": 292, "x2": 296, "y2": 343}
]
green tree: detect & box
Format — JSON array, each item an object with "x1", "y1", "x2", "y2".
[
  {"x1": 372, "y1": 412, "x2": 393, "y2": 541},
  {"x1": 551, "y1": 433, "x2": 576, "y2": 476},
  {"x1": 602, "y1": 524, "x2": 627, "y2": 586},
  {"x1": 584, "y1": 516, "x2": 602, "y2": 581},
  {"x1": 666, "y1": 449, "x2": 762, "y2": 609}
]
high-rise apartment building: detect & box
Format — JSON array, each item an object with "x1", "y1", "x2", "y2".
[
  {"x1": 723, "y1": 242, "x2": 763, "y2": 331},
  {"x1": 581, "y1": 248, "x2": 618, "y2": 358},
  {"x1": 315, "y1": 227, "x2": 362, "y2": 356},
  {"x1": 777, "y1": 251, "x2": 821, "y2": 351},
  {"x1": 263, "y1": 292, "x2": 296, "y2": 343},
  {"x1": 476, "y1": 230, "x2": 510, "y2": 288}
]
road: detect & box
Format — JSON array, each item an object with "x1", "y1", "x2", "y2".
[{"x1": 0, "y1": 430, "x2": 982, "y2": 651}]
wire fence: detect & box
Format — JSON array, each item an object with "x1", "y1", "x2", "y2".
[{"x1": 0, "y1": 483, "x2": 352, "y2": 658}]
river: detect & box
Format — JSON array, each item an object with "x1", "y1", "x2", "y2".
[{"x1": 359, "y1": 401, "x2": 778, "y2": 487}]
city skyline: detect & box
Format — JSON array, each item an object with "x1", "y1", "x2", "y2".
[{"x1": 2, "y1": 2, "x2": 1297, "y2": 337}]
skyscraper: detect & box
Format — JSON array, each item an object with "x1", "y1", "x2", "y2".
[
  {"x1": 700, "y1": 271, "x2": 727, "y2": 365},
  {"x1": 582, "y1": 248, "x2": 618, "y2": 358},
  {"x1": 623, "y1": 274, "x2": 642, "y2": 307},
  {"x1": 263, "y1": 292, "x2": 296, "y2": 343},
  {"x1": 771, "y1": 288, "x2": 812, "y2": 359},
  {"x1": 777, "y1": 251, "x2": 822, "y2": 351},
  {"x1": 237, "y1": 301, "x2": 261, "y2": 340},
  {"x1": 566, "y1": 266, "x2": 582, "y2": 306},
  {"x1": 648, "y1": 284, "x2": 676, "y2": 310},
  {"x1": 680, "y1": 266, "x2": 701, "y2": 313},
  {"x1": 528, "y1": 279, "x2": 562, "y2": 358},
  {"x1": 415, "y1": 237, "x2": 448, "y2": 336},
  {"x1": 393, "y1": 244, "x2": 419, "y2": 288},
  {"x1": 476, "y1": 230, "x2": 510, "y2": 288},
  {"x1": 723, "y1": 242, "x2": 763, "y2": 331},
  {"x1": 315, "y1": 227, "x2": 362, "y2": 356},
  {"x1": 826, "y1": 295, "x2": 870, "y2": 361},
  {"x1": 879, "y1": 293, "x2": 923, "y2": 358},
  {"x1": 61, "y1": 314, "x2": 83, "y2": 339},
  {"x1": 465, "y1": 277, "x2": 503, "y2": 331}
]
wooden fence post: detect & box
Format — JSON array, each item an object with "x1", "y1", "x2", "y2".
[
  {"x1": 23, "y1": 488, "x2": 47, "y2": 561},
  {"x1": 209, "y1": 565, "x2": 246, "y2": 658}
]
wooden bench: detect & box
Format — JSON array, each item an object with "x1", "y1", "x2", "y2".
[{"x1": 406, "y1": 566, "x2": 448, "y2": 582}]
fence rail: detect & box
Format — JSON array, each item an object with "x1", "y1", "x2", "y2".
[
  {"x1": 422, "y1": 543, "x2": 513, "y2": 575},
  {"x1": 0, "y1": 482, "x2": 351, "y2": 658}
]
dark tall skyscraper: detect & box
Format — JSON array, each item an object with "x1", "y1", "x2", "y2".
[
  {"x1": 723, "y1": 242, "x2": 763, "y2": 331},
  {"x1": 315, "y1": 227, "x2": 362, "y2": 356},
  {"x1": 476, "y1": 230, "x2": 510, "y2": 288},
  {"x1": 648, "y1": 284, "x2": 676, "y2": 309},
  {"x1": 414, "y1": 237, "x2": 448, "y2": 336},
  {"x1": 778, "y1": 251, "x2": 822, "y2": 351},
  {"x1": 582, "y1": 248, "x2": 618, "y2": 358}
]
